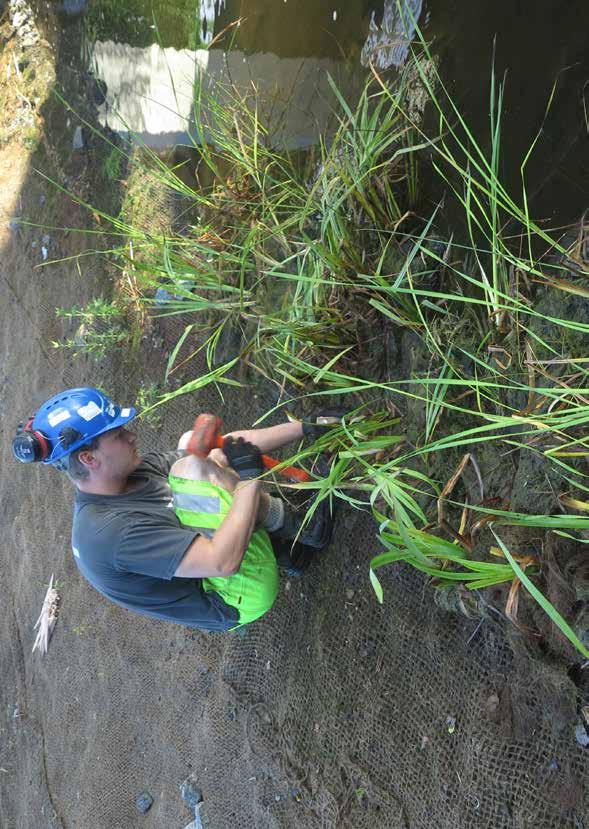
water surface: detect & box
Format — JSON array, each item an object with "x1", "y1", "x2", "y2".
[{"x1": 76, "y1": 0, "x2": 588, "y2": 224}]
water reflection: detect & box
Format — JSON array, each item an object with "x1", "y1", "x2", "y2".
[
  {"x1": 362, "y1": 0, "x2": 423, "y2": 69},
  {"x1": 91, "y1": 40, "x2": 362, "y2": 150},
  {"x1": 200, "y1": 0, "x2": 225, "y2": 46},
  {"x1": 81, "y1": 0, "x2": 588, "y2": 224},
  {"x1": 87, "y1": 1, "x2": 430, "y2": 150},
  {"x1": 89, "y1": 1, "x2": 384, "y2": 150}
]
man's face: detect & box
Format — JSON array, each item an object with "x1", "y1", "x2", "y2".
[{"x1": 93, "y1": 427, "x2": 140, "y2": 478}]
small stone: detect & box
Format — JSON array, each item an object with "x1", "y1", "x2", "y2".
[
  {"x1": 359, "y1": 637, "x2": 376, "y2": 658},
  {"x1": 574, "y1": 724, "x2": 589, "y2": 748},
  {"x1": 73, "y1": 125, "x2": 84, "y2": 150},
  {"x1": 343, "y1": 511, "x2": 359, "y2": 531},
  {"x1": 484, "y1": 693, "x2": 499, "y2": 716},
  {"x1": 135, "y1": 792, "x2": 153, "y2": 814},
  {"x1": 12, "y1": 11, "x2": 29, "y2": 29},
  {"x1": 22, "y1": 32, "x2": 38, "y2": 47},
  {"x1": 155, "y1": 280, "x2": 194, "y2": 305},
  {"x1": 180, "y1": 778, "x2": 203, "y2": 811},
  {"x1": 73, "y1": 323, "x2": 87, "y2": 347},
  {"x1": 182, "y1": 807, "x2": 204, "y2": 829},
  {"x1": 154, "y1": 287, "x2": 173, "y2": 305}
]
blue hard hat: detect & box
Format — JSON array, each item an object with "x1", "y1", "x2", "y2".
[{"x1": 31, "y1": 387, "x2": 136, "y2": 465}]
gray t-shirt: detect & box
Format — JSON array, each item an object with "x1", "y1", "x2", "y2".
[{"x1": 71, "y1": 450, "x2": 239, "y2": 631}]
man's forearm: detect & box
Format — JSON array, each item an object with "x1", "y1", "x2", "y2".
[
  {"x1": 225, "y1": 421, "x2": 304, "y2": 453},
  {"x1": 176, "y1": 479, "x2": 261, "y2": 578},
  {"x1": 209, "y1": 480, "x2": 261, "y2": 574}
]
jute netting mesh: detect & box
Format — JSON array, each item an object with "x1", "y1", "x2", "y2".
[{"x1": 1, "y1": 226, "x2": 587, "y2": 829}]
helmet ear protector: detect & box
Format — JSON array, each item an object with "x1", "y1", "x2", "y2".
[
  {"x1": 12, "y1": 417, "x2": 51, "y2": 464},
  {"x1": 12, "y1": 421, "x2": 89, "y2": 466}
]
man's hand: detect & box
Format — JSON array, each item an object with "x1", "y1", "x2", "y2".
[{"x1": 223, "y1": 436, "x2": 265, "y2": 480}]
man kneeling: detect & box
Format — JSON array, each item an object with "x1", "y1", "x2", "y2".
[{"x1": 13, "y1": 387, "x2": 333, "y2": 631}]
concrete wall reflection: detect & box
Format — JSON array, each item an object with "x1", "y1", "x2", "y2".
[{"x1": 91, "y1": 41, "x2": 361, "y2": 150}]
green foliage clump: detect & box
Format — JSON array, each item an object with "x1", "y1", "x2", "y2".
[{"x1": 53, "y1": 297, "x2": 128, "y2": 359}]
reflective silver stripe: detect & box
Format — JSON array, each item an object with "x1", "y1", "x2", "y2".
[{"x1": 172, "y1": 491, "x2": 221, "y2": 515}]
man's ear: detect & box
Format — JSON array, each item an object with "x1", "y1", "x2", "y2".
[{"x1": 77, "y1": 447, "x2": 99, "y2": 470}]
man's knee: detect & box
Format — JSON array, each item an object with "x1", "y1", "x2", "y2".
[
  {"x1": 170, "y1": 454, "x2": 210, "y2": 482},
  {"x1": 171, "y1": 454, "x2": 239, "y2": 495}
]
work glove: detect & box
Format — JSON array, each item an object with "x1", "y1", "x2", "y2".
[
  {"x1": 223, "y1": 436, "x2": 264, "y2": 480},
  {"x1": 301, "y1": 408, "x2": 346, "y2": 441}
]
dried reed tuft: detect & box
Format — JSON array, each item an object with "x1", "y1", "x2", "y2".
[{"x1": 32, "y1": 575, "x2": 60, "y2": 655}]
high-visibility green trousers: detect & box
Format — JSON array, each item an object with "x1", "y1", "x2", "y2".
[{"x1": 169, "y1": 474, "x2": 279, "y2": 625}]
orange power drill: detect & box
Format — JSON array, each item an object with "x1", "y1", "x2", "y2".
[{"x1": 186, "y1": 413, "x2": 311, "y2": 483}]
